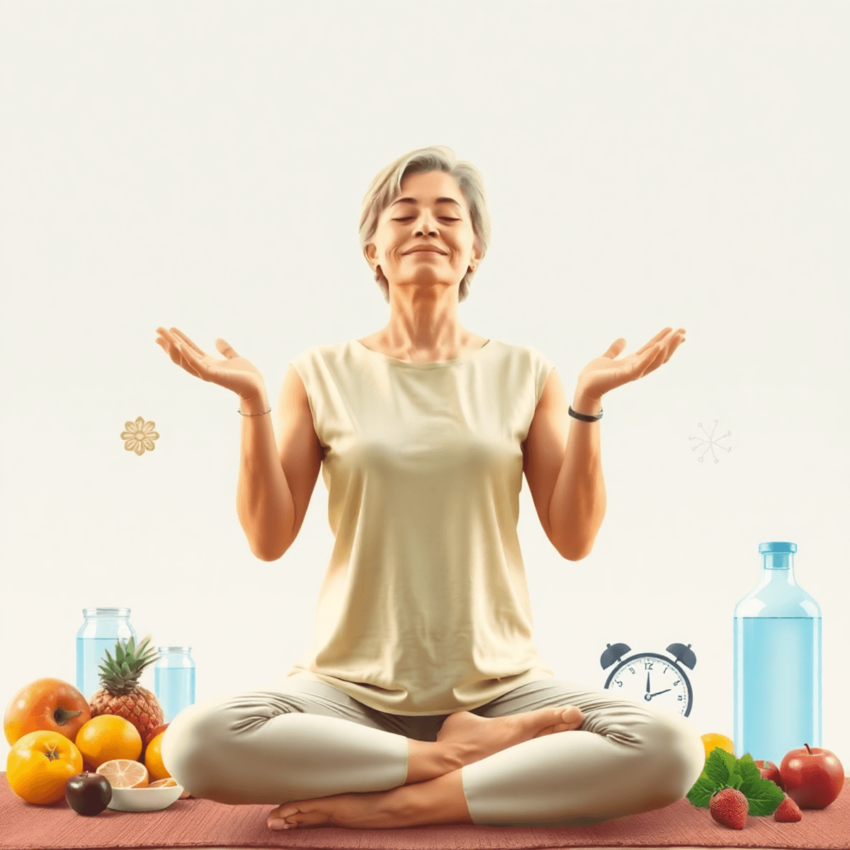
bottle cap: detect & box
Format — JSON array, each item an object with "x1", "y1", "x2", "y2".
[{"x1": 758, "y1": 541, "x2": 797, "y2": 554}]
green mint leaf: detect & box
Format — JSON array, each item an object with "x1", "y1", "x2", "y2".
[
  {"x1": 744, "y1": 777, "x2": 786, "y2": 816},
  {"x1": 687, "y1": 748, "x2": 736, "y2": 808},
  {"x1": 686, "y1": 772, "x2": 717, "y2": 808},
  {"x1": 734, "y1": 753, "x2": 763, "y2": 794},
  {"x1": 686, "y1": 750, "x2": 787, "y2": 815},
  {"x1": 706, "y1": 747, "x2": 737, "y2": 784},
  {"x1": 734, "y1": 754, "x2": 786, "y2": 815}
]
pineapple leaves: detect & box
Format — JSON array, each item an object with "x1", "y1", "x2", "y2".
[
  {"x1": 95, "y1": 635, "x2": 160, "y2": 696},
  {"x1": 687, "y1": 749, "x2": 786, "y2": 816}
]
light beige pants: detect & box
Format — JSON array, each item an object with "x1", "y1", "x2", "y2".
[{"x1": 160, "y1": 673, "x2": 706, "y2": 828}]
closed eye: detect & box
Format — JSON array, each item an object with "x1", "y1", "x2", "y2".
[{"x1": 393, "y1": 217, "x2": 459, "y2": 222}]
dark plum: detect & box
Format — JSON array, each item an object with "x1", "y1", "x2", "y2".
[{"x1": 65, "y1": 772, "x2": 112, "y2": 815}]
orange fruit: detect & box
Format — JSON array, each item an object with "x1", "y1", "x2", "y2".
[
  {"x1": 6, "y1": 729, "x2": 84, "y2": 804},
  {"x1": 702, "y1": 732, "x2": 735, "y2": 761},
  {"x1": 144, "y1": 732, "x2": 171, "y2": 782},
  {"x1": 75, "y1": 715, "x2": 142, "y2": 769},
  {"x1": 140, "y1": 723, "x2": 170, "y2": 761},
  {"x1": 149, "y1": 778, "x2": 177, "y2": 788},
  {"x1": 96, "y1": 758, "x2": 149, "y2": 789}
]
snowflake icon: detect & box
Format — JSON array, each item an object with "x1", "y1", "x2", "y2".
[{"x1": 689, "y1": 419, "x2": 731, "y2": 464}]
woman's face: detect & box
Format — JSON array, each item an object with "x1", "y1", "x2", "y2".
[{"x1": 366, "y1": 170, "x2": 481, "y2": 291}]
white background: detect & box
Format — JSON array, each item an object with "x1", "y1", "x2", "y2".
[{"x1": 1, "y1": 0, "x2": 847, "y2": 771}]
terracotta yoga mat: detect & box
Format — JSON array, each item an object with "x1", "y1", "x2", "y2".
[{"x1": 1, "y1": 773, "x2": 848, "y2": 850}]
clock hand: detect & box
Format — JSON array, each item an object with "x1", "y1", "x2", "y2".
[
  {"x1": 646, "y1": 672, "x2": 650, "y2": 694},
  {"x1": 647, "y1": 689, "x2": 672, "y2": 699}
]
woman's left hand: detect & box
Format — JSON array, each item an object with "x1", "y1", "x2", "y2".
[{"x1": 576, "y1": 327, "x2": 687, "y2": 402}]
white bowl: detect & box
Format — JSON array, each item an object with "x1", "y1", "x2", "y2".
[{"x1": 106, "y1": 783, "x2": 185, "y2": 812}]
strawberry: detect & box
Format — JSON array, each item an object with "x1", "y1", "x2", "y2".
[
  {"x1": 774, "y1": 794, "x2": 803, "y2": 823},
  {"x1": 710, "y1": 787, "x2": 748, "y2": 830}
]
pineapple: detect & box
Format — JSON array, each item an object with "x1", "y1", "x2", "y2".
[{"x1": 89, "y1": 634, "x2": 165, "y2": 745}]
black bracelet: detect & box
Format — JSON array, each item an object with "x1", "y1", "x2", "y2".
[{"x1": 569, "y1": 405, "x2": 603, "y2": 422}]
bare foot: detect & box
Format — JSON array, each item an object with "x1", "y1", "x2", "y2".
[
  {"x1": 436, "y1": 704, "x2": 585, "y2": 767},
  {"x1": 267, "y1": 785, "x2": 412, "y2": 830},
  {"x1": 265, "y1": 707, "x2": 585, "y2": 830}
]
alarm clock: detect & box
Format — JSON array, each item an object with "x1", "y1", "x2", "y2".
[{"x1": 600, "y1": 642, "x2": 697, "y2": 717}]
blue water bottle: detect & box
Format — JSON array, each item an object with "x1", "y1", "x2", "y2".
[
  {"x1": 154, "y1": 647, "x2": 196, "y2": 723},
  {"x1": 76, "y1": 608, "x2": 137, "y2": 701},
  {"x1": 733, "y1": 542, "x2": 822, "y2": 766}
]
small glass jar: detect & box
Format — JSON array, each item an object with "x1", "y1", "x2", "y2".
[
  {"x1": 76, "y1": 608, "x2": 137, "y2": 701},
  {"x1": 154, "y1": 647, "x2": 196, "y2": 723}
]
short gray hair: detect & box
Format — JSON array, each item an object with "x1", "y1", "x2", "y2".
[{"x1": 358, "y1": 145, "x2": 492, "y2": 304}]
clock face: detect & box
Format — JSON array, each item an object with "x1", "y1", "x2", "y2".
[{"x1": 605, "y1": 652, "x2": 693, "y2": 716}]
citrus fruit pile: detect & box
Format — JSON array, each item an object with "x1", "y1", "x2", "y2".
[{"x1": 4, "y1": 677, "x2": 190, "y2": 807}]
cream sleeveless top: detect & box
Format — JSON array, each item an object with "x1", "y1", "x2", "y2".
[{"x1": 284, "y1": 337, "x2": 557, "y2": 715}]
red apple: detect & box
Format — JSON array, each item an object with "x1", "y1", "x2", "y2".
[
  {"x1": 754, "y1": 759, "x2": 784, "y2": 790},
  {"x1": 779, "y1": 744, "x2": 845, "y2": 809}
]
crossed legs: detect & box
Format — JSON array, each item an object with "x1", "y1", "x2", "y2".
[
  {"x1": 161, "y1": 677, "x2": 706, "y2": 832},
  {"x1": 267, "y1": 704, "x2": 587, "y2": 829},
  {"x1": 266, "y1": 701, "x2": 705, "y2": 830}
]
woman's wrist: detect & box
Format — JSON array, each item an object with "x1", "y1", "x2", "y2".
[
  {"x1": 571, "y1": 387, "x2": 603, "y2": 418},
  {"x1": 238, "y1": 391, "x2": 270, "y2": 416}
]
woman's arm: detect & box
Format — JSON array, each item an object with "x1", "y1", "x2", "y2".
[
  {"x1": 236, "y1": 389, "x2": 296, "y2": 561},
  {"x1": 548, "y1": 388, "x2": 606, "y2": 562},
  {"x1": 550, "y1": 327, "x2": 687, "y2": 560}
]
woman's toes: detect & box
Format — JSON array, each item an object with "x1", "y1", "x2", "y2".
[
  {"x1": 527, "y1": 705, "x2": 585, "y2": 738},
  {"x1": 268, "y1": 805, "x2": 298, "y2": 830},
  {"x1": 269, "y1": 804, "x2": 298, "y2": 821},
  {"x1": 288, "y1": 809, "x2": 332, "y2": 828},
  {"x1": 269, "y1": 806, "x2": 333, "y2": 829},
  {"x1": 268, "y1": 803, "x2": 331, "y2": 829},
  {"x1": 561, "y1": 706, "x2": 585, "y2": 727}
]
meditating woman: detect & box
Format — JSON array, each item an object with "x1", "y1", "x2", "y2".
[{"x1": 155, "y1": 145, "x2": 702, "y2": 831}]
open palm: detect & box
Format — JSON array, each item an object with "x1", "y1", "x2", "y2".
[
  {"x1": 577, "y1": 327, "x2": 687, "y2": 401},
  {"x1": 155, "y1": 326, "x2": 265, "y2": 400}
]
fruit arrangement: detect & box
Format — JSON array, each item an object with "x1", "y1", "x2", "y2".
[
  {"x1": 88, "y1": 636, "x2": 166, "y2": 745},
  {"x1": 3, "y1": 635, "x2": 192, "y2": 814},
  {"x1": 691, "y1": 732, "x2": 845, "y2": 830}
]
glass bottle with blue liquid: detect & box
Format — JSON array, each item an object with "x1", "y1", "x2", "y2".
[
  {"x1": 733, "y1": 541, "x2": 822, "y2": 766},
  {"x1": 154, "y1": 647, "x2": 196, "y2": 723},
  {"x1": 76, "y1": 608, "x2": 137, "y2": 701}
]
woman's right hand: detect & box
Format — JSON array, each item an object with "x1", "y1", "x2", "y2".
[{"x1": 155, "y1": 326, "x2": 266, "y2": 402}]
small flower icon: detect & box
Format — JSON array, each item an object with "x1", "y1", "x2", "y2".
[{"x1": 121, "y1": 416, "x2": 160, "y2": 456}]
